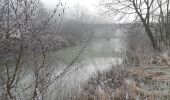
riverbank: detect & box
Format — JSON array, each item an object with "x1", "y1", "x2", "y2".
[
  {"x1": 0, "y1": 35, "x2": 124, "y2": 100},
  {"x1": 77, "y1": 64, "x2": 170, "y2": 100}
]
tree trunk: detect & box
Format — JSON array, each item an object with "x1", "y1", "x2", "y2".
[{"x1": 143, "y1": 24, "x2": 159, "y2": 51}]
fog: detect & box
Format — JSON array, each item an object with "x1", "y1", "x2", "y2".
[
  {"x1": 41, "y1": 0, "x2": 111, "y2": 24},
  {"x1": 41, "y1": 0, "x2": 98, "y2": 11},
  {"x1": 0, "y1": 0, "x2": 170, "y2": 100}
]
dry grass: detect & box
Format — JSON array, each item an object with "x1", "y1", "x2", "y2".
[{"x1": 75, "y1": 64, "x2": 170, "y2": 100}]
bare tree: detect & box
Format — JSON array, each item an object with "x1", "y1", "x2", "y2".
[
  {"x1": 0, "y1": 0, "x2": 66, "y2": 99},
  {"x1": 100, "y1": 0, "x2": 170, "y2": 51}
]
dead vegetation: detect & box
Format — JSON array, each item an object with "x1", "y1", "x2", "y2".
[
  {"x1": 76, "y1": 63, "x2": 170, "y2": 100},
  {"x1": 150, "y1": 50, "x2": 170, "y2": 66}
]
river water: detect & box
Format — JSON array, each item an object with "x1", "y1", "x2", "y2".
[
  {"x1": 1, "y1": 28, "x2": 125, "y2": 100},
  {"x1": 41, "y1": 28, "x2": 125, "y2": 100}
]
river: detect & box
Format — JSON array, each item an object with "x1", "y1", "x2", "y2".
[{"x1": 0, "y1": 27, "x2": 125, "y2": 100}]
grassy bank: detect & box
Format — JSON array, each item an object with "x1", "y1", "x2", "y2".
[{"x1": 76, "y1": 64, "x2": 170, "y2": 100}]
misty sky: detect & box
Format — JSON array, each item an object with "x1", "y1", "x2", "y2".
[
  {"x1": 41, "y1": 0, "x2": 123, "y2": 23},
  {"x1": 41, "y1": 0, "x2": 99, "y2": 13},
  {"x1": 40, "y1": 0, "x2": 112, "y2": 23}
]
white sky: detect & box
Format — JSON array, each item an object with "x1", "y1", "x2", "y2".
[
  {"x1": 41, "y1": 0, "x2": 99, "y2": 13},
  {"x1": 41, "y1": 0, "x2": 113, "y2": 23}
]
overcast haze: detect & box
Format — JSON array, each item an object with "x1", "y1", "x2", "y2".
[
  {"x1": 1, "y1": 0, "x2": 170, "y2": 99},
  {"x1": 41, "y1": 0, "x2": 99, "y2": 13}
]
